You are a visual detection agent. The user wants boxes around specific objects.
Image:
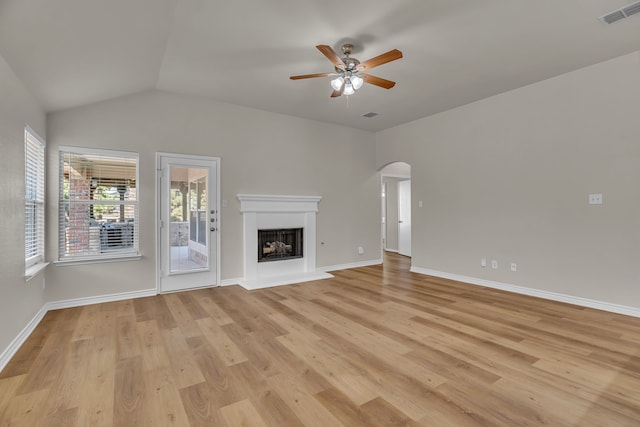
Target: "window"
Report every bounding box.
[58,147,139,262]
[189,176,207,246]
[25,127,46,277]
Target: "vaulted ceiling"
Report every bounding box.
[1,0,639,131]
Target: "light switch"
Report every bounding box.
[418,201,423,208]
[588,194,603,205]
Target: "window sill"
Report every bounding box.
[54,254,143,267]
[25,262,49,282]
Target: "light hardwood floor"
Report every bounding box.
[1,253,639,426]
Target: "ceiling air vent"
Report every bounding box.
[362,112,379,118]
[599,1,640,24]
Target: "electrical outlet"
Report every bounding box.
[358,246,364,255]
[491,260,498,269]
[588,193,603,205]
[510,263,517,272]
[481,258,487,268]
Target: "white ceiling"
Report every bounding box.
[1,0,639,131]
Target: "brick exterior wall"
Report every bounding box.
[65,175,100,256]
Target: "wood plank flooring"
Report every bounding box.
[1,252,639,426]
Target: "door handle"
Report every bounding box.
[398,220,403,223]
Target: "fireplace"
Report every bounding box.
[237,194,333,289]
[258,228,303,262]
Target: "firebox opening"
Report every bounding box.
[258,228,303,263]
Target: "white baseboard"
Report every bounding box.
[220,277,243,287]
[321,258,382,272]
[0,305,48,373]
[384,249,399,253]
[45,288,157,311]
[411,267,640,318]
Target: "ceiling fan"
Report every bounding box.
[290,43,403,98]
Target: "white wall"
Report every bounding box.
[377,51,640,309]
[0,54,47,355]
[46,90,380,301]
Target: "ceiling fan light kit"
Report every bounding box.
[350,75,364,90]
[290,43,403,98]
[330,76,344,91]
[343,81,355,96]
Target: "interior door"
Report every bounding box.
[398,179,412,257]
[158,154,219,293]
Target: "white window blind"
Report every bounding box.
[25,127,46,270]
[58,147,139,261]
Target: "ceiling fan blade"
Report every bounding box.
[316,45,346,70]
[358,49,403,71]
[330,80,346,98]
[290,73,331,80]
[362,74,396,89]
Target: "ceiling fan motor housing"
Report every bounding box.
[336,43,360,72]
[337,57,360,73]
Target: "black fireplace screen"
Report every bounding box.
[258,228,303,262]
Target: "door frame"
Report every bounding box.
[397,178,412,257]
[380,173,410,253]
[155,152,221,293]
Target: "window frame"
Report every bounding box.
[24,126,47,279]
[57,146,141,265]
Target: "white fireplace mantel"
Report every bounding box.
[238,194,322,213]
[237,194,333,290]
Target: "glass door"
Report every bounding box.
[158,154,219,292]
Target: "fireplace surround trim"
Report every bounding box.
[237,194,333,290]
[238,194,322,213]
